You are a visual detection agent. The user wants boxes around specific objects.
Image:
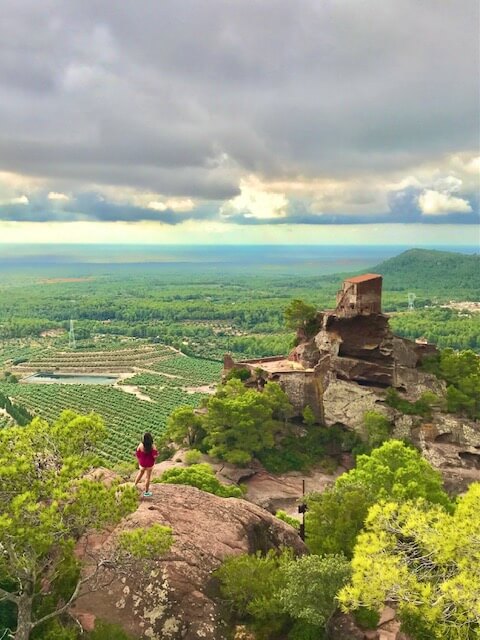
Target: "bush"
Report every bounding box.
[288,620,325,640]
[87,620,138,639]
[184,449,202,465]
[202,379,292,464]
[154,463,244,498]
[302,406,317,427]
[318,457,338,474]
[276,510,301,530]
[363,411,391,450]
[117,524,173,560]
[216,550,349,639]
[216,549,293,638]
[353,607,380,629]
[385,388,438,418]
[31,620,77,640]
[258,425,345,474]
[278,554,351,630]
[306,440,451,558]
[226,367,251,381]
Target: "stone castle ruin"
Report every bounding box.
[335,273,382,317]
[223,274,438,422]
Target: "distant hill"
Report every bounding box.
[373,249,480,298]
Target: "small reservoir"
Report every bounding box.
[23,373,118,385]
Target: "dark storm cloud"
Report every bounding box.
[0,0,478,211]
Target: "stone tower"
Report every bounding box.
[335,273,382,317]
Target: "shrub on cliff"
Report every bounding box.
[216,550,350,639]
[154,463,244,498]
[339,484,480,638]
[306,440,451,558]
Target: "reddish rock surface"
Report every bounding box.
[72,484,306,640]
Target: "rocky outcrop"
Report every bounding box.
[273,371,324,421]
[243,465,346,515]
[72,484,305,640]
[225,298,439,422]
[133,451,345,517]
[413,417,480,493]
[322,379,394,432]
[330,608,410,640]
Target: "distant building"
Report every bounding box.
[335,273,382,317]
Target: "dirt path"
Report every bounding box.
[113,374,154,402]
[183,384,217,395]
[116,384,154,402]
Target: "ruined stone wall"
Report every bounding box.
[336,278,382,317]
[355,279,382,314]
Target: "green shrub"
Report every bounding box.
[385,388,438,418]
[288,620,325,640]
[216,549,294,638]
[302,406,317,427]
[363,411,391,450]
[353,607,380,629]
[87,620,139,639]
[226,367,251,381]
[184,448,203,465]
[276,510,301,530]
[31,620,78,640]
[154,463,243,498]
[117,524,173,560]
[258,425,345,474]
[318,457,338,474]
[278,554,351,630]
[306,440,451,558]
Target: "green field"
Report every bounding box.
[0,342,222,463]
[0,247,478,466]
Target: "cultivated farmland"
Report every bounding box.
[0,340,223,463]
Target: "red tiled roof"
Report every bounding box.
[344,273,382,284]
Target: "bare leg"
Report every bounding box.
[145,468,153,493]
[134,468,145,486]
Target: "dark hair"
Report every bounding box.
[143,432,154,453]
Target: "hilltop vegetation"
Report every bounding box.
[375,248,480,299]
[1,247,479,639]
[0,248,478,361]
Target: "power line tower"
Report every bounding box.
[69,318,76,349]
[407,292,416,312]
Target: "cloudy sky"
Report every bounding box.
[0,0,478,245]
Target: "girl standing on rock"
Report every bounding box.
[134,432,158,497]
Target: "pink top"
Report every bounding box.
[136,445,158,468]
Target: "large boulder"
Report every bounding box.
[72,484,306,640]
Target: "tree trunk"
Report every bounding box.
[15,595,32,640]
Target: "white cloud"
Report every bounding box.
[418,189,472,215]
[148,198,194,212]
[220,177,288,219]
[433,175,462,194]
[10,195,29,205]
[48,191,69,201]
